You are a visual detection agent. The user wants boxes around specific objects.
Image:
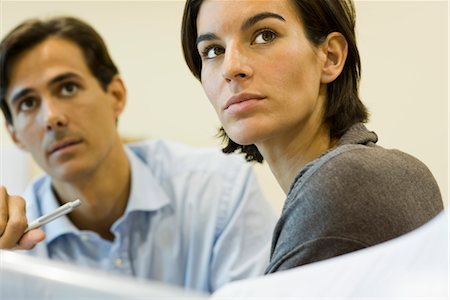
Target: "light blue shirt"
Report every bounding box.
[23,139,277,293]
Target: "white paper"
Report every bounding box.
[0,250,207,300]
[212,211,449,299]
[1,211,447,299]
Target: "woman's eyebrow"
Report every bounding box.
[197,33,219,45]
[196,12,285,46]
[241,12,286,31]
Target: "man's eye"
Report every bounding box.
[253,30,277,44]
[202,46,225,59]
[18,98,37,112]
[60,83,79,97]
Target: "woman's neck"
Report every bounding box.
[258,123,336,195]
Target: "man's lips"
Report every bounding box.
[47,139,82,155]
[224,93,265,110]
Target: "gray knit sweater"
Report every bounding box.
[266,123,443,273]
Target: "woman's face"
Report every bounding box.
[196,0,328,147]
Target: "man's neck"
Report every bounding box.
[51,141,131,241]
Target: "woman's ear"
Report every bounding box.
[320,32,348,84]
[107,75,127,118]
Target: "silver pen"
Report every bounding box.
[25,199,82,232]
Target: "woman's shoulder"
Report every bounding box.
[319,144,437,184]
[288,142,443,224]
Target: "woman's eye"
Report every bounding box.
[60,82,79,97]
[253,30,277,44]
[18,97,37,112]
[203,46,225,59]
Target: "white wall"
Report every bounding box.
[0,0,448,211]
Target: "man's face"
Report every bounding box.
[5,37,126,182]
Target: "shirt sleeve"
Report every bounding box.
[208,161,277,292]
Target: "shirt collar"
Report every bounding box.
[337,123,378,146]
[39,178,79,244]
[41,146,171,243]
[288,123,379,195]
[121,146,171,214]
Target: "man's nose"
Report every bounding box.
[43,98,68,131]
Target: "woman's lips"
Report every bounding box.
[224,92,265,110]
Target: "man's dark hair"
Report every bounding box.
[0,16,119,125]
[181,0,369,163]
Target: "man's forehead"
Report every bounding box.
[12,38,88,76]
[6,38,90,99]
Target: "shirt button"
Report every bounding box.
[81,235,90,241]
[115,258,123,268]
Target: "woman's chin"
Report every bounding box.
[227,131,258,146]
[224,122,267,146]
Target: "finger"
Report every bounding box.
[0,195,27,249]
[16,229,46,250]
[0,186,9,237]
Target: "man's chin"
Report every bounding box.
[48,165,91,183]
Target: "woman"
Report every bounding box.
[181,0,443,273]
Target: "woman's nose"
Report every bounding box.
[221,46,253,83]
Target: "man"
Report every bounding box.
[0,16,276,293]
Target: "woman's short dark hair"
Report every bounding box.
[181,0,369,163]
[0,16,119,125]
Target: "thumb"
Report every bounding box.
[16,229,46,250]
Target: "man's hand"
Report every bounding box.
[0,186,45,250]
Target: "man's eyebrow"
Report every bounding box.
[196,12,285,46]
[48,72,81,86]
[241,12,286,31]
[10,88,33,106]
[9,72,81,105]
